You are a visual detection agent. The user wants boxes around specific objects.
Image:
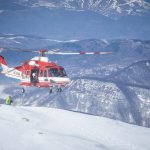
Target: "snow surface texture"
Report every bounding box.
[0,105,150,150]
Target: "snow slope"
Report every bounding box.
[0,105,150,150]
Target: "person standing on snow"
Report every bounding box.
[5,96,13,105]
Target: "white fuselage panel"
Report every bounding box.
[31,57,49,62]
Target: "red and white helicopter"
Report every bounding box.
[0,48,112,93]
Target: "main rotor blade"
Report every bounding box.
[0,47,37,53]
[0,47,60,54]
[0,47,112,55]
[47,51,112,55]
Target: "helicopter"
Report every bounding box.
[0,48,112,93]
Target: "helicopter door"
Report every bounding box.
[31,69,39,85]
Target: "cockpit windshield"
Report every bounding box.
[48,68,67,77]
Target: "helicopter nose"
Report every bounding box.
[62,77,71,83]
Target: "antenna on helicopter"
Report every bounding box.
[38,49,47,57]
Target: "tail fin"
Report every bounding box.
[0,55,7,65]
[0,55,8,72]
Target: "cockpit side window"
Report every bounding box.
[40,70,43,77]
[59,68,67,77]
[49,68,59,77]
[44,70,47,77]
[48,68,67,77]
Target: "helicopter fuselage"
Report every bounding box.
[0,56,70,88]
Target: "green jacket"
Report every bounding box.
[5,97,12,105]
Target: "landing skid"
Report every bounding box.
[21,88,25,93]
[49,86,62,94]
[57,87,62,93]
[20,86,64,94]
[49,88,52,94]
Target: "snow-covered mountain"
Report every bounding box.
[0,0,150,39]
[15,0,150,17]
[0,35,150,127]
[0,105,150,150]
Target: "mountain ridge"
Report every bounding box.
[15,0,150,18]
